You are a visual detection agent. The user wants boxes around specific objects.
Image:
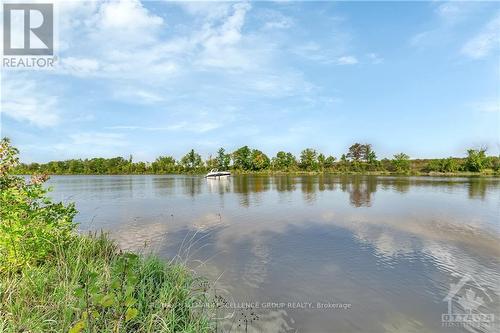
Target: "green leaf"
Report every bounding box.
[73,287,84,298]
[125,296,137,307]
[125,307,139,322]
[99,294,115,307]
[68,320,86,333]
[127,274,138,285]
[125,285,135,297]
[91,310,100,319]
[110,278,121,290]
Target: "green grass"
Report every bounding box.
[0,233,215,333]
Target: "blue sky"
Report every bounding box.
[1,0,499,162]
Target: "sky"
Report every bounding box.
[1,0,499,163]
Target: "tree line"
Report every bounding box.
[15,143,500,175]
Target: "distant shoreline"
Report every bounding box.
[17,170,500,177]
[14,146,499,176]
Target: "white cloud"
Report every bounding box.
[4,0,329,133]
[411,2,488,50]
[1,77,60,127]
[54,0,171,79]
[461,13,500,59]
[107,121,221,134]
[194,2,255,70]
[60,57,100,76]
[90,0,164,47]
[260,10,293,30]
[293,40,359,66]
[245,72,314,97]
[112,88,164,104]
[336,55,358,65]
[178,1,232,21]
[435,2,469,24]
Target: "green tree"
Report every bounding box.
[68,159,84,174]
[442,158,458,172]
[489,156,500,172]
[272,151,297,171]
[392,153,410,173]
[324,156,336,169]
[152,156,176,173]
[365,148,377,164]
[216,148,231,170]
[347,143,364,162]
[180,149,203,171]
[361,144,374,163]
[300,148,318,171]
[464,148,489,172]
[232,146,252,170]
[205,155,218,170]
[250,149,270,171]
[317,153,326,171]
[133,161,147,174]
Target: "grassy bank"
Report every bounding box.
[13,169,500,177]
[0,233,214,333]
[228,170,499,177]
[0,138,214,333]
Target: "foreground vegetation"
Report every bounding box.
[0,138,214,333]
[16,143,500,175]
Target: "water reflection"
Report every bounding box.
[468,178,489,200]
[46,175,500,333]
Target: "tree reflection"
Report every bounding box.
[391,177,411,194]
[181,177,203,197]
[468,178,487,200]
[273,175,296,192]
[339,176,378,207]
[195,175,497,207]
[300,176,317,204]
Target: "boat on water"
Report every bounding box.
[205,169,231,178]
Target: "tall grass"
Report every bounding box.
[0,138,215,333]
[0,233,215,333]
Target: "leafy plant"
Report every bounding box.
[392,153,411,173]
[0,139,215,332]
[464,148,489,172]
[0,138,77,271]
[70,253,141,332]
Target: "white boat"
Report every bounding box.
[205,169,231,178]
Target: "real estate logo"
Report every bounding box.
[442,275,495,330]
[2,2,56,68]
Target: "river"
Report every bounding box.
[47,175,500,333]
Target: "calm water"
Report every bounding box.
[47,175,500,333]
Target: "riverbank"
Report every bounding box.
[0,233,214,333]
[0,139,214,333]
[15,170,500,177]
[14,146,500,176]
[227,170,500,177]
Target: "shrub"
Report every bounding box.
[464,148,489,172]
[392,153,410,173]
[0,138,77,271]
[424,158,459,173]
[0,138,215,332]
